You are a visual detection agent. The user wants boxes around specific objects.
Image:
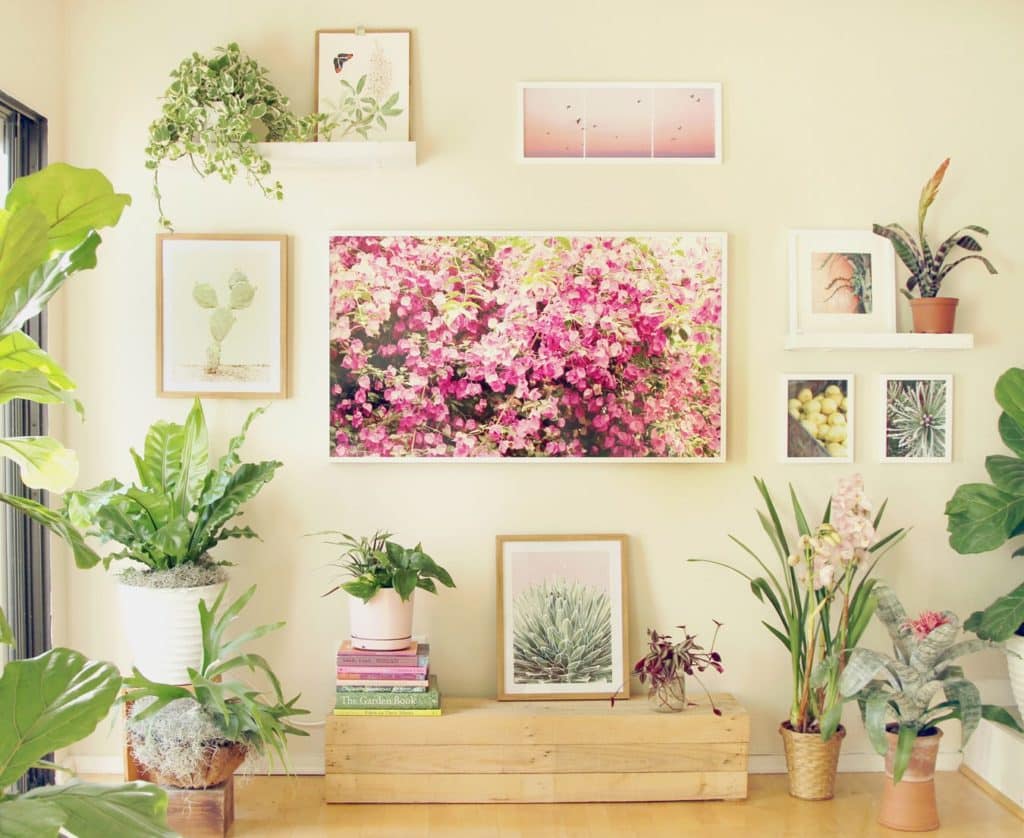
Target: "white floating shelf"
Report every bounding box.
[256,141,416,170]
[785,332,974,351]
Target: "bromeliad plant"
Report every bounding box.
[123,585,308,787]
[839,583,1023,782]
[691,475,907,739]
[64,399,281,575]
[945,367,1024,640]
[147,42,330,229]
[634,623,725,713]
[319,530,455,602]
[873,158,997,299]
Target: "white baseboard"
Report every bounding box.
[962,710,1024,810]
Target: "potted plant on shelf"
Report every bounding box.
[691,475,906,800]
[945,366,1024,718]
[873,157,997,334]
[318,530,455,650]
[633,623,725,713]
[64,398,281,682]
[123,585,308,788]
[0,163,172,834]
[839,583,1022,832]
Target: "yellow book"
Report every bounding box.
[332,708,442,717]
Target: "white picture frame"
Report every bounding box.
[781,374,855,463]
[517,82,722,164]
[788,230,896,336]
[881,374,953,463]
[326,231,728,462]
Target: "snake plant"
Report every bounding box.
[873,158,997,299]
[839,583,1022,783]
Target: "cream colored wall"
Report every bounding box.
[53,0,1024,768]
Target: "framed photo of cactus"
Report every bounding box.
[496,534,629,701]
[881,374,952,463]
[156,234,287,398]
[315,30,409,141]
[328,232,726,459]
[788,230,896,336]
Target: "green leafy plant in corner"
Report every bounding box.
[839,583,1023,783]
[885,379,948,459]
[0,611,173,836]
[123,585,308,787]
[192,269,256,374]
[320,75,403,141]
[63,398,281,572]
[513,578,613,684]
[945,367,1024,640]
[318,530,455,602]
[873,158,997,299]
[146,42,332,229]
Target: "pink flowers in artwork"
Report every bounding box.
[329,234,724,458]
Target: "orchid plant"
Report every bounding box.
[692,476,907,739]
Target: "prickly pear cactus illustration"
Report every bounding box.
[192,269,257,374]
[512,578,613,684]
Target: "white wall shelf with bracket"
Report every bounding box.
[784,333,974,351]
[256,141,417,170]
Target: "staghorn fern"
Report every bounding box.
[512,579,613,684]
[873,158,997,299]
[886,379,947,459]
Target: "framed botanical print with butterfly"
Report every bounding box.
[315,30,410,141]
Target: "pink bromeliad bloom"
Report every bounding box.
[903,611,953,640]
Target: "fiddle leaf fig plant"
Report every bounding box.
[146,42,331,229]
[945,367,1024,640]
[318,530,455,601]
[873,158,997,299]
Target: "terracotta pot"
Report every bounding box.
[349,588,414,650]
[909,297,958,334]
[152,742,248,789]
[779,722,846,800]
[648,677,687,712]
[879,726,943,831]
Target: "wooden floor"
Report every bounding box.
[219,772,1021,837]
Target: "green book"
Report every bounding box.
[334,675,440,710]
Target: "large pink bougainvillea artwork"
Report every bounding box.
[328,233,726,459]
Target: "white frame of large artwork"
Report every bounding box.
[325,230,728,463]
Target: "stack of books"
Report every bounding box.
[335,641,442,716]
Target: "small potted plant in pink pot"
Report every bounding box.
[633,622,725,713]
[840,583,1023,831]
[873,158,998,334]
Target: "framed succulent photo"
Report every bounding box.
[881,374,952,463]
[156,234,287,398]
[496,535,629,701]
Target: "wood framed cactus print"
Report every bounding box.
[496,534,629,701]
[156,234,287,398]
[328,232,726,459]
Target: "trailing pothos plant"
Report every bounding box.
[873,158,997,299]
[146,42,329,229]
[318,530,455,601]
[123,585,308,785]
[945,367,1024,640]
[0,163,130,570]
[0,607,173,836]
[839,583,1023,783]
[64,399,281,573]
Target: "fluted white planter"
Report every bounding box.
[118,583,221,683]
[1006,634,1024,721]
[349,589,414,651]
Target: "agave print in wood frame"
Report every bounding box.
[327,232,726,460]
[496,535,629,701]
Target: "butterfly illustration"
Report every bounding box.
[333,53,354,73]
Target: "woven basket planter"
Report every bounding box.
[779,722,846,800]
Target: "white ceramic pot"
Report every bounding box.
[1006,634,1024,721]
[118,583,221,683]
[349,589,414,650]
